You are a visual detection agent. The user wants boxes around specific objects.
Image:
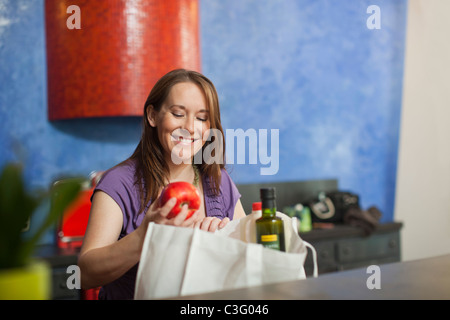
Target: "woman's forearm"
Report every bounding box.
[78,228,144,289]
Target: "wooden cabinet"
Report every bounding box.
[35,246,80,300]
[301,222,402,276]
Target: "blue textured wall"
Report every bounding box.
[0,0,407,240]
[0,0,142,185]
[201,0,407,222]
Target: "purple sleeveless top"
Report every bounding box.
[92,160,241,300]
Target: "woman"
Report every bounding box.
[78,69,246,300]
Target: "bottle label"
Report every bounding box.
[260,234,280,250]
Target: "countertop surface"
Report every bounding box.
[171,253,450,300]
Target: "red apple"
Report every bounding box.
[159,181,201,220]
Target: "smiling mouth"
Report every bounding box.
[172,135,199,145]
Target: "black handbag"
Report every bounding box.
[308,191,360,223]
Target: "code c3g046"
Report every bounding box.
[224,304,269,315]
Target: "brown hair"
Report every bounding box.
[129,69,225,213]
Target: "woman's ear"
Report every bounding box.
[147,105,157,127]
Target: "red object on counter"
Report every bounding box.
[45,0,201,120]
[56,172,103,249]
[56,188,93,249]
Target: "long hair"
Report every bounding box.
[129,69,225,213]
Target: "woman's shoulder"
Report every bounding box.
[97,159,137,188]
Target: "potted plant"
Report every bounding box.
[0,163,82,300]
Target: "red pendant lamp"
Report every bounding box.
[45,0,201,120]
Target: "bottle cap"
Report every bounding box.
[260,187,276,200]
[252,202,262,211]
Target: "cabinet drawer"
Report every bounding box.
[305,240,338,275]
[336,232,400,263]
[51,267,80,300]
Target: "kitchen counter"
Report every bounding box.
[172,253,450,300]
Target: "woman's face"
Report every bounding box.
[148,82,211,165]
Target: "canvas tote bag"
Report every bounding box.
[134,212,317,300]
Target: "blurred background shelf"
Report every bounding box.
[302,222,402,276]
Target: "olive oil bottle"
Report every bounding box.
[255,188,286,252]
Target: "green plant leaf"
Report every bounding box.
[19,178,83,265]
[0,163,83,269]
[0,164,42,269]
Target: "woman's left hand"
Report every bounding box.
[193,217,230,233]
